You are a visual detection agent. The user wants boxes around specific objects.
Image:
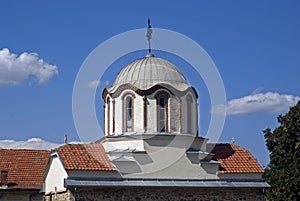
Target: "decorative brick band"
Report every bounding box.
[102,83,198,100]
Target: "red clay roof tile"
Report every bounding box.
[211,143,264,174]
[56,144,115,171]
[0,142,263,187]
[0,149,50,189]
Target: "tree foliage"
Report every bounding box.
[263,101,300,201]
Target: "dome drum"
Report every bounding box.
[103,55,199,137]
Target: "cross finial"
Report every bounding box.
[146,18,152,54]
[148,18,151,29]
[64,134,68,144]
[231,137,235,144]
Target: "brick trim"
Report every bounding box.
[102,84,198,100]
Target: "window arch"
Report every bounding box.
[155,92,169,132]
[123,94,134,132]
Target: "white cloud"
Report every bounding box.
[104,80,110,85]
[212,92,300,116]
[0,138,84,150]
[0,138,60,150]
[252,87,264,95]
[88,80,110,88]
[88,80,101,88]
[0,48,58,86]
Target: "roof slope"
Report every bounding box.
[56,144,115,171]
[0,149,50,189]
[211,143,264,174]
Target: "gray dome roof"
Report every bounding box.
[109,54,189,92]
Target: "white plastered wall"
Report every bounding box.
[180,92,198,136]
[45,154,68,194]
[103,135,219,180]
[132,94,144,132]
[169,97,179,132]
[146,94,157,133]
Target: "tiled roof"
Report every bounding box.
[211,143,264,174]
[0,149,50,189]
[56,144,115,171]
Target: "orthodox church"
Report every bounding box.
[42,23,269,201]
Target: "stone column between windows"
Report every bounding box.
[178,99,182,133]
[143,96,147,132]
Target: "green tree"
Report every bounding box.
[263,101,300,201]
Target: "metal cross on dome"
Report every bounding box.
[146,18,152,54]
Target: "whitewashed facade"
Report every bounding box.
[44,152,68,194]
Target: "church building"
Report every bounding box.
[42,23,269,201]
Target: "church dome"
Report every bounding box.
[110,54,189,91]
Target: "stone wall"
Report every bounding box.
[44,187,265,201]
[44,190,73,201]
[0,191,43,201]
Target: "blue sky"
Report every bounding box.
[1,1,300,166]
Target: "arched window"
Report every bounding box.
[126,96,133,131]
[186,95,193,134]
[156,92,169,132]
[124,95,134,132]
[159,97,166,132]
[106,97,110,135]
[112,99,115,133]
